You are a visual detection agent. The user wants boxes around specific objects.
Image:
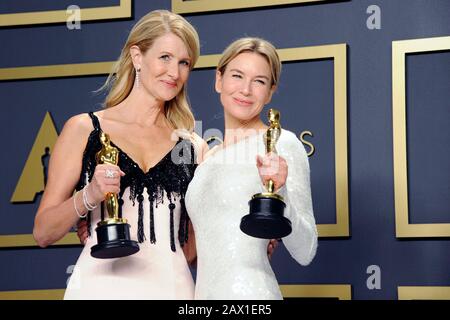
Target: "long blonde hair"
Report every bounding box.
[217,37,281,87]
[100,10,200,131]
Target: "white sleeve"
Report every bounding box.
[277,131,318,266]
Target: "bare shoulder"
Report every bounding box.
[60,113,94,141]
[63,113,93,132]
[50,113,96,157]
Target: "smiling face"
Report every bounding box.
[131,32,192,103]
[215,51,276,124]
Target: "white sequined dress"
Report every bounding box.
[185,129,318,300]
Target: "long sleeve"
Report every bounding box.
[277,130,318,266]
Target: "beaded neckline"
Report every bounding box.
[109,139,180,176]
[75,112,196,252]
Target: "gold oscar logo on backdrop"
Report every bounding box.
[300,130,315,157]
[10,112,58,202]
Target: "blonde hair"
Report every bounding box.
[100,10,200,131]
[217,37,281,86]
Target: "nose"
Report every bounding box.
[167,61,179,80]
[240,80,252,96]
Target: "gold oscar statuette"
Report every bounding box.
[240,109,292,239]
[90,132,139,259]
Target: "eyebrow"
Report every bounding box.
[229,68,270,80]
[160,51,191,61]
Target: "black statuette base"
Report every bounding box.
[240,196,291,239]
[91,223,139,259]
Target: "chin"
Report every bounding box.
[156,86,179,100]
[159,92,178,102]
[165,95,178,101]
[229,108,258,121]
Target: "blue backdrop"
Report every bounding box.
[0,0,449,300]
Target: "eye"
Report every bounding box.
[160,55,170,61]
[231,74,242,79]
[255,79,266,85]
[180,60,190,67]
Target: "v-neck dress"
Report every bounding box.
[64,112,197,300]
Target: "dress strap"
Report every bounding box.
[88,112,101,131]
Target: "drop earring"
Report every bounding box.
[135,67,141,88]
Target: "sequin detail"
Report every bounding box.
[74,112,196,252]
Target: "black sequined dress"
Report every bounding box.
[65,112,197,300]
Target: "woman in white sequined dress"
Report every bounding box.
[185,38,318,300]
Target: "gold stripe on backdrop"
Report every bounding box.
[0,284,352,300]
[398,286,450,300]
[0,0,132,27]
[0,233,80,247]
[281,284,352,300]
[172,0,331,14]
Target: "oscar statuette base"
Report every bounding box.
[91,222,140,259]
[240,194,291,239]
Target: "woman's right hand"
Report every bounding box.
[76,164,125,245]
[87,164,125,205]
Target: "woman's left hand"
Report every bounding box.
[256,153,288,191]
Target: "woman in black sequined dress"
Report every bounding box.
[33,10,203,300]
